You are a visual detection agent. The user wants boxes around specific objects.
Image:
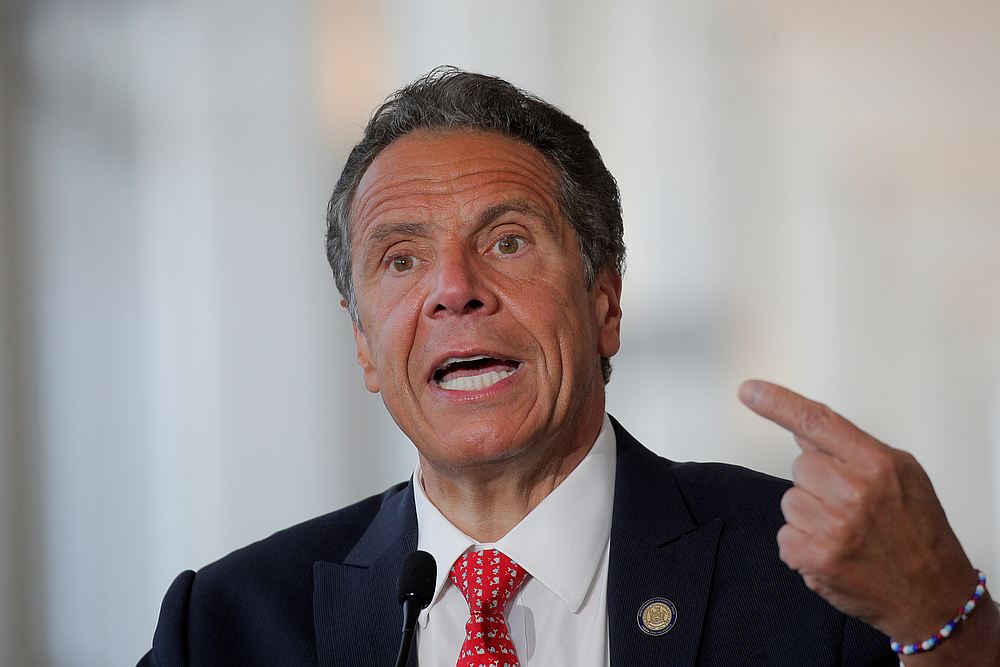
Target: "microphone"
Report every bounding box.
[394,550,437,667]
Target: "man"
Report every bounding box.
[141,68,999,665]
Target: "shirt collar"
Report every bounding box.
[413,414,616,625]
[412,467,478,627]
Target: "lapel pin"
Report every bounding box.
[637,597,677,636]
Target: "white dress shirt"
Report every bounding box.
[413,414,616,667]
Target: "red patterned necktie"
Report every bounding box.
[449,548,530,667]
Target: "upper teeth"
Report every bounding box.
[440,355,489,368]
[438,367,517,391]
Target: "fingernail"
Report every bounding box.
[739,380,762,406]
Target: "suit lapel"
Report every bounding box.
[608,417,723,667]
[313,482,418,667]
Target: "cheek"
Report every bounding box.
[552,288,604,370]
[511,284,595,366]
[366,295,424,375]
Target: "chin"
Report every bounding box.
[422,421,534,469]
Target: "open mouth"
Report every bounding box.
[432,355,521,391]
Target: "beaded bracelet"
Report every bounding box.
[889,569,987,656]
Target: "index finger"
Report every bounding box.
[738,379,874,461]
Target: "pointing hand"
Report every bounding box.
[739,380,999,665]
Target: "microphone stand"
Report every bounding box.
[394,549,435,667]
[394,594,422,667]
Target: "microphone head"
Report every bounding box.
[397,550,437,608]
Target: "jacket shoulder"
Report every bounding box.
[668,459,791,525]
[201,481,408,579]
[146,482,410,665]
[611,415,790,527]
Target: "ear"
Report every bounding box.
[351,319,381,394]
[593,268,623,358]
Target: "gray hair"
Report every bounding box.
[326,66,625,383]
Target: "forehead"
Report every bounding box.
[349,130,561,238]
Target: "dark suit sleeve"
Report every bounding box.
[841,613,898,666]
[137,570,196,667]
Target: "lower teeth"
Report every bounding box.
[438,368,515,391]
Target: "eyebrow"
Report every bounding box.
[362,221,432,251]
[476,198,558,237]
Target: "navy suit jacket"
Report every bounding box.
[141,417,897,665]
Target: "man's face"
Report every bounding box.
[348,130,622,473]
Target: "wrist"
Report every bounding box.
[889,569,988,656]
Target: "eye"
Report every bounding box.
[494,236,523,255]
[390,255,416,272]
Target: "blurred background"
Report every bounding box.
[1,0,998,663]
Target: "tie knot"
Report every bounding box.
[449,549,529,614]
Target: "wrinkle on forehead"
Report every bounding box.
[348,130,562,243]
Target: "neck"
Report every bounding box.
[418,409,605,542]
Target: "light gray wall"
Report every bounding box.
[1,2,34,661]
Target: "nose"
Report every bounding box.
[423,247,499,318]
